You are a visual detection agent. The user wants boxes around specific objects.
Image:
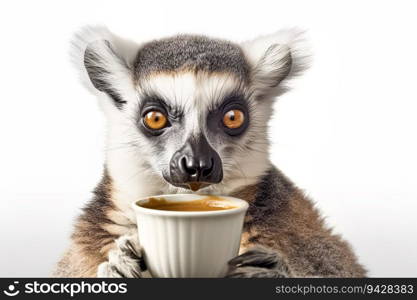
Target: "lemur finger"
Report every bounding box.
[228,246,280,268]
[97,234,146,278]
[226,266,290,278]
[115,234,147,271]
[107,248,142,278]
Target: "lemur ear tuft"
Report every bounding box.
[241,29,311,98]
[71,26,140,109]
[252,44,292,89]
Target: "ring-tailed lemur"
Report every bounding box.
[54,26,366,277]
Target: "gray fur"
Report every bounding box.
[134,35,250,80]
[246,167,294,226]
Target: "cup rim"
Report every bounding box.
[131,193,249,217]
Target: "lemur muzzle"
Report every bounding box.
[168,135,223,191]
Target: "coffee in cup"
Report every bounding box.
[132,194,248,278]
[140,195,237,211]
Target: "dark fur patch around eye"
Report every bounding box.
[137,94,187,139]
[84,42,127,109]
[206,92,250,137]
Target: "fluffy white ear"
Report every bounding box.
[241,29,311,99]
[71,26,140,109]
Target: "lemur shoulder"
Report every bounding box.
[54,27,366,278]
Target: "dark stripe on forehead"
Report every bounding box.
[134,35,250,81]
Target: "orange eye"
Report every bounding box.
[143,111,168,130]
[223,109,245,129]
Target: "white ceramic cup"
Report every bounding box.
[132,194,249,278]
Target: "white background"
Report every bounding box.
[0,0,416,277]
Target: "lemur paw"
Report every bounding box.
[97,234,146,278]
[226,245,293,278]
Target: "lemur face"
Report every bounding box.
[75,28,308,194]
[136,71,250,191]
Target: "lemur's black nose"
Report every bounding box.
[180,155,214,178]
[168,135,223,191]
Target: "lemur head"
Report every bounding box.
[72,27,309,198]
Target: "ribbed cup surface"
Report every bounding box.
[133,195,248,278]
